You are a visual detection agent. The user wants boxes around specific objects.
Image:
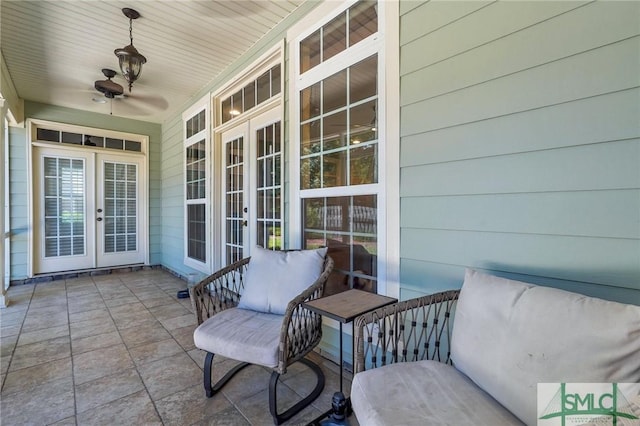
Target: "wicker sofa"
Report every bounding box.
[351,269,640,425]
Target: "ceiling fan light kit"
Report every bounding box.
[114,7,146,92]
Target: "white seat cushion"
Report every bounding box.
[193,308,283,368]
[351,360,523,426]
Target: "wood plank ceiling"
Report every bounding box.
[1,0,304,123]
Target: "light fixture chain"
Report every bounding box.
[129,18,133,44]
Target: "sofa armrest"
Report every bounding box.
[354,289,460,374]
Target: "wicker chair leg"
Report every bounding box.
[269,358,325,425]
[203,352,251,398]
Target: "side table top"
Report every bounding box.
[303,289,397,323]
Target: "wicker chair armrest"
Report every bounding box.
[353,289,460,374]
[189,257,251,325]
[277,256,334,374]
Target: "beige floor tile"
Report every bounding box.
[235,384,323,426]
[73,343,134,385]
[70,317,118,339]
[170,324,197,351]
[0,376,75,425]
[137,352,202,400]
[0,309,28,327]
[119,322,171,348]
[72,330,123,355]
[129,337,185,366]
[69,307,111,324]
[148,302,192,320]
[159,313,196,331]
[192,405,251,426]
[155,383,233,426]
[49,415,77,425]
[141,294,176,309]
[68,297,107,314]
[76,389,162,426]
[2,356,72,395]
[0,334,18,357]
[220,364,272,401]
[9,335,71,371]
[17,324,69,346]
[75,367,145,413]
[21,310,69,333]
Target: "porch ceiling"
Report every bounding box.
[1,0,304,124]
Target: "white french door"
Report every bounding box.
[220,108,282,265]
[33,146,146,274]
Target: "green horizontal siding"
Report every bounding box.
[398,1,640,304]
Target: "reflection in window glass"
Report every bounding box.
[349,1,378,47]
[300,54,378,189]
[299,0,377,74]
[323,13,346,62]
[323,70,347,113]
[300,29,321,73]
[303,195,377,295]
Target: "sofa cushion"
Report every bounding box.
[351,360,523,426]
[238,246,328,315]
[193,307,282,368]
[451,269,640,426]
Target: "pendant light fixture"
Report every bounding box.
[114,7,146,92]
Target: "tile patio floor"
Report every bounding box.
[0,269,359,425]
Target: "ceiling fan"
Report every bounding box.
[94,68,124,99]
[92,68,168,116]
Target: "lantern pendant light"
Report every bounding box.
[114,8,146,92]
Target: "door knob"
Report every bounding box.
[97,217,103,222]
[97,208,103,213]
[243,220,247,227]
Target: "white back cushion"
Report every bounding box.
[238,246,328,315]
[451,269,640,426]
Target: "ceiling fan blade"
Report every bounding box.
[123,93,169,111]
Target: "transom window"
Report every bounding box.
[220,64,281,124]
[299,1,377,73]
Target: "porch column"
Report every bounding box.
[0,97,9,308]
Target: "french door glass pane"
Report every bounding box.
[256,122,282,250]
[43,157,85,257]
[187,204,206,262]
[104,162,137,253]
[226,136,244,264]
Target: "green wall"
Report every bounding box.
[7,101,162,279]
[398,1,640,304]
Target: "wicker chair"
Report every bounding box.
[353,290,460,374]
[189,254,334,425]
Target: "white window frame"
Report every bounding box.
[182,95,212,273]
[287,0,399,298]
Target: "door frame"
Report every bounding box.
[217,107,283,265]
[27,119,149,277]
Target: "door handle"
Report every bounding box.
[97,217,103,222]
[97,208,103,213]
[243,220,247,227]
